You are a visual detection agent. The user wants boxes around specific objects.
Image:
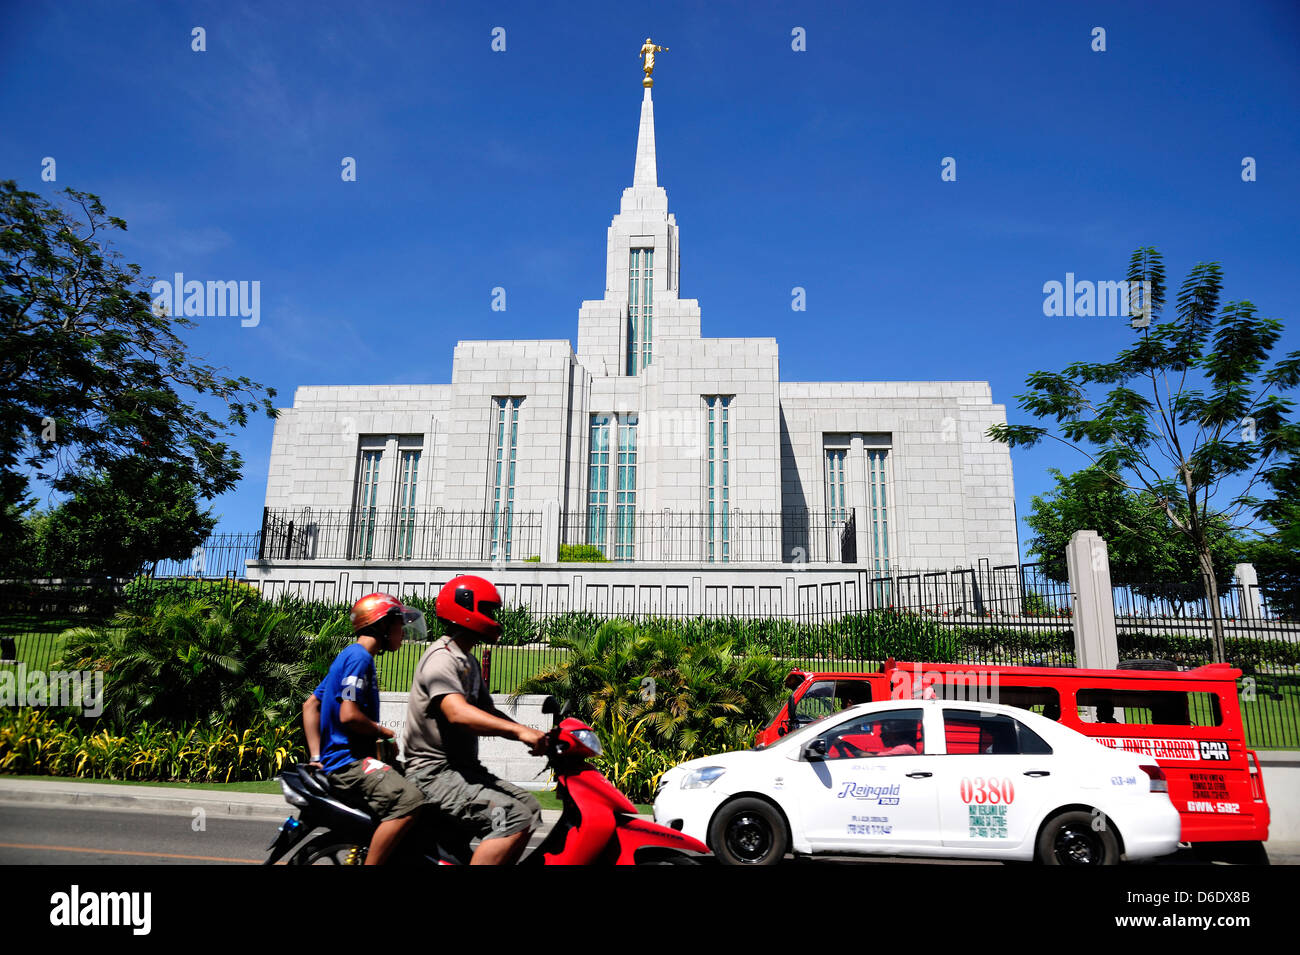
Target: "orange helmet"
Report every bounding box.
[435,576,503,641]
[350,593,427,648]
[350,593,405,633]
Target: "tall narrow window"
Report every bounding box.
[585,413,637,558]
[867,449,891,575]
[704,396,732,562]
[354,449,382,559]
[490,397,522,561]
[627,248,654,375]
[586,414,610,555]
[614,415,638,559]
[825,448,848,560]
[396,449,420,558]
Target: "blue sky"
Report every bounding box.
[3,1,1297,558]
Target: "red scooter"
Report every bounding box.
[266,699,709,865]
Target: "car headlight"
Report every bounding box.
[681,766,727,790]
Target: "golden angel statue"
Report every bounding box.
[639,37,668,87]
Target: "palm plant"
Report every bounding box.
[58,590,350,729]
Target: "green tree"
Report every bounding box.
[21,458,216,579]
[1026,466,1242,611]
[990,248,1299,662]
[1239,534,1299,620]
[0,182,276,557]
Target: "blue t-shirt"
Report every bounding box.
[313,643,381,774]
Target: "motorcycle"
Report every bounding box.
[264,698,709,865]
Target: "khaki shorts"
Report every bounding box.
[329,758,425,822]
[408,763,542,840]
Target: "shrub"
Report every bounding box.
[122,575,263,611]
[57,590,350,728]
[514,622,787,800]
[558,544,608,562]
[0,708,302,783]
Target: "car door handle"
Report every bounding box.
[1023,770,1051,777]
[906,772,933,778]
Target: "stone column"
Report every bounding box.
[849,433,869,564]
[541,497,560,562]
[1065,530,1119,670]
[1234,563,1262,619]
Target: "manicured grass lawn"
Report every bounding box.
[377,644,571,694]
[1,631,73,673]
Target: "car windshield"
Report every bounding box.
[759,708,846,751]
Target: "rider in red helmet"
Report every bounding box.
[401,575,547,865]
[302,592,427,864]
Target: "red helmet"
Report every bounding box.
[435,576,503,641]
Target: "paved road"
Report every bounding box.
[0,803,1290,865]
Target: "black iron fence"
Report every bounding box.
[559,506,856,563]
[3,561,1295,749]
[259,507,545,563]
[258,506,858,564]
[152,533,262,578]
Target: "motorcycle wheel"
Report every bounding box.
[291,835,367,865]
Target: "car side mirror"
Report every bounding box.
[803,738,828,761]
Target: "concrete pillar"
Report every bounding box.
[1234,562,1262,619]
[849,433,869,564]
[541,498,560,562]
[1066,530,1119,670]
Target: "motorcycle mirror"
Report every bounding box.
[542,697,573,719]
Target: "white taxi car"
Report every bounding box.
[653,699,1182,865]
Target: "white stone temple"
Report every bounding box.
[252,84,1019,607]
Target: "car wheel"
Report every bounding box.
[709,798,789,866]
[1036,811,1120,866]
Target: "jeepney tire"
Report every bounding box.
[709,797,789,866]
[1036,810,1120,866]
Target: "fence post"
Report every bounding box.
[1233,563,1262,619]
[1065,530,1119,669]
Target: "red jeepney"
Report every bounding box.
[756,660,1270,855]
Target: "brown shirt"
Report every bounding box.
[402,636,494,774]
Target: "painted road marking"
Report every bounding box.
[0,842,260,863]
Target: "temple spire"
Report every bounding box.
[632,88,657,188]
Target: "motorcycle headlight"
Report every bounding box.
[571,728,603,756]
[681,766,727,790]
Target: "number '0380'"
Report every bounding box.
[960,777,1016,805]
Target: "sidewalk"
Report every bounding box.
[0,777,564,826]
